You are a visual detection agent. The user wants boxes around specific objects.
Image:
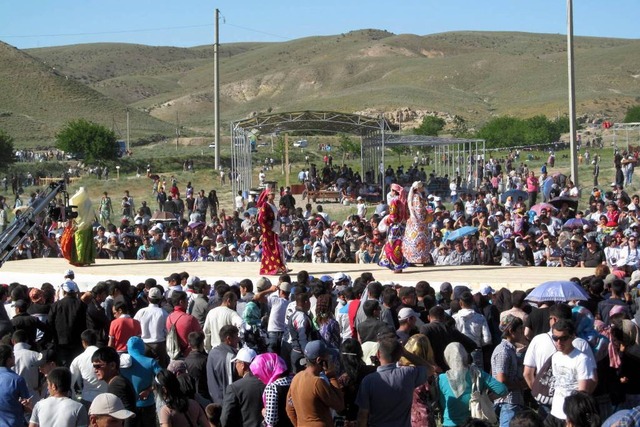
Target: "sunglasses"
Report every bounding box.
[551,334,572,342]
[92,363,107,370]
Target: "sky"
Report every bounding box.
[0,0,638,49]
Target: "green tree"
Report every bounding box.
[55,119,119,163]
[451,115,470,138]
[0,129,16,169]
[415,115,446,136]
[624,105,640,123]
[338,134,359,164]
[476,115,563,148]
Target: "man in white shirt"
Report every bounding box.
[69,330,108,410]
[133,287,169,367]
[452,291,491,369]
[523,304,596,419]
[546,319,596,425]
[203,291,243,350]
[265,281,292,355]
[12,330,44,403]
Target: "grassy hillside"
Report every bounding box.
[0,42,176,147]
[9,29,640,146]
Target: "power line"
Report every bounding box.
[0,20,292,41]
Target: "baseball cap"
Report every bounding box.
[604,273,617,287]
[334,272,349,283]
[164,273,181,283]
[570,235,584,243]
[64,269,74,278]
[439,282,453,293]
[89,393,136,419]
[14,300,27,310]
[304,340,329,360]
[479,285,495,296]
[62,280,79,293]
[278,282,292,293]
[499,314,519,333]
[256,277,272,292]
[231,347,257,364]
[185,276,200,289]
[320,275,333,283]
[148,287,162,300]
[397,307,420,321]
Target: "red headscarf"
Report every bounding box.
[391,183,408,221]
[256,188,271,209]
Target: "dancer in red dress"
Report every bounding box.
[257,188,288,275]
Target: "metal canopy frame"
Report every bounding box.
[363,135,486,191]
[610,122,640,151]
[229,111,397,196]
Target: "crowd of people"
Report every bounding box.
[1,263,640,426]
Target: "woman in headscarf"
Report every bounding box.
[257,187,288,275]
[400,334,438,427]
[379,183,409,273]
[250,353,293,427]
[611,313,640,409]
[437,342,507,427]
[402,181,432,266]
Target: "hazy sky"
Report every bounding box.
[1,0,637,49]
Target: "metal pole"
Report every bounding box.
[567,0,579,188]
[126,108,130,153]
[214,8,221,170]
[381,119,386,198]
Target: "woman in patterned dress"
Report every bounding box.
[379,183,409,273]
[403,181,432,266]
[257,187,288,275]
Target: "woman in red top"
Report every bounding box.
[257,188,288,275]
[605,201,620,227]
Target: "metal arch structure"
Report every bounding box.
[609,122,640,151]
[375,135,486,189]
[229,111,397,196]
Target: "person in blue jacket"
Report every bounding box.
[438,342,507,427]
[122,336,162,427]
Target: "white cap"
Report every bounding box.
[479,285,495,296]
[148,287,162,300]
[398,307,420,321]
[62,280,79,293]
[64,269,74,278]
[230,347,257,364]
[89,393,136,419]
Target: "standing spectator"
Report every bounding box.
[491,315,528,427]
[195,190,209,221]
[452,291,491,369]
[156,369,209,426]
[121,337,162,427]
[85,283,110,347]
[108,301,141,353]
[49,281,87,367]
[356,337,433,427]
[0,344,32,426]
[207,325,240,404]
[526,171,539,209]
[99,192,113,226]
[285,293,318,373]
[250,353,293,427]
[220,347,264,427]
[286,341,344,426]
[546,319,597,426]
[166,291,202,359]
[11,330,43,409]
[91,347,137,427]
[69,330,107,410]
[235,191,245,213]
[438,342,507,427]
[133,287,169,368]
[265,279,290,355]
[203,292,243,351]
[88,393,136,426]
[29,367,88,427]
[184,331,211,404]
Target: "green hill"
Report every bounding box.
[4,29,640,146]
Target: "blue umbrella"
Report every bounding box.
[500,189,528,203]
[525,280,589,303]
[444,226,478,242]
[563,218,593,230]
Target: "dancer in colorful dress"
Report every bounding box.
[403,181,433,266]
[379,183,409,273]
[257,188,288,275]
[68,187,96,266]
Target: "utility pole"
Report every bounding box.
[126,108,130,154]
[176,112,180,151]
[567,0,579,189]
[214,8,220,169]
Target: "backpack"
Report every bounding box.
[167,314,185,360]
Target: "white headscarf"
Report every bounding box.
[444,342,471,398]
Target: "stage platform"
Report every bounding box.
[0,258,593,293]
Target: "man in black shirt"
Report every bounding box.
[92,347,137,427]
[419,306,476,372]
[580,236,606,267]
[357,300,394,344]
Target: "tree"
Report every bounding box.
[624,105,640,123]
[415,116,446,136]
[476,115,564,148]
[56,119,119,163]
[0,129,16,169]
[338,134,359,164]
